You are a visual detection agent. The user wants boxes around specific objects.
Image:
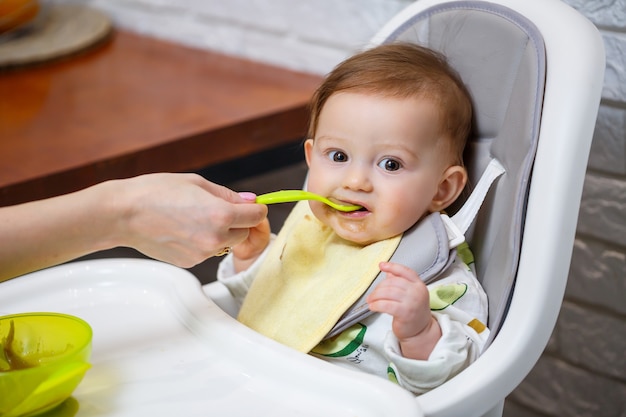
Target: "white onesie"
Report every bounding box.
[217,237,489,395]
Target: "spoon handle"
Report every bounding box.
[255,190,318,205]
[256,190,362,212]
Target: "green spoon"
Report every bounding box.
[256,190,362,212]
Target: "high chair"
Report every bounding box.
[0,0,604,416]
[210,0,605,415]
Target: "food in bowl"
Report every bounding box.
[0,312,92,417]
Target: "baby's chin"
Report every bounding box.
[310,205,400,244]
[332,227,397,246]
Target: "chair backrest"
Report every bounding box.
[370,0,604,416]
[373,0,545,341]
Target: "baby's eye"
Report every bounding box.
[378,158,402,172]
[328,150,348,163]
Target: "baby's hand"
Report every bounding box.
[232,217,271,273]
[366,262,441,360]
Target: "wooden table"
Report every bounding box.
[0,30,322,206]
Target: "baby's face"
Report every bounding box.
[304,91,453,245]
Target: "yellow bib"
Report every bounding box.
[237,201,401,352]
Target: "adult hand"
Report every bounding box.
[0,173,268,281]
[112,173,268,268]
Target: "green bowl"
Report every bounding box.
[0,313,92,417]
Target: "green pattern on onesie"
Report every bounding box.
[311,324,367,357]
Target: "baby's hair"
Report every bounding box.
[308,42,473,165]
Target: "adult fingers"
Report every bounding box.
[228,202,268,229]
[191,175,267,227]
[222,227,252,248]
[194,176,253,204]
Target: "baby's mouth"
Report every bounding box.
[331,198,369,213]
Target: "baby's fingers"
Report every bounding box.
[366,280,405,313]
[368,262,429,315]
[367,293,399,315]
[379,261,422,282]
[233,218,270,259]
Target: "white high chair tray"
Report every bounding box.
[0,258,421,417]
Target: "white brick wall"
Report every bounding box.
[56,0,411,74]
[57,0,625,415]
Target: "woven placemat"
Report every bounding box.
[0,3,112,69]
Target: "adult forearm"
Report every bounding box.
[0,182,119,282]
[0,173,268,282]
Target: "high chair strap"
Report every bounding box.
[452,158,506,236]
[324,157,505,339]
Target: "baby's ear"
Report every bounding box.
[303,139,315,168]
[429,165,468,212]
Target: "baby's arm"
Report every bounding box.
[232,217,271,273]
[366,262,441,360]
[217,221,274,307]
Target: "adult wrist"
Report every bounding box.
[86,179,127,252]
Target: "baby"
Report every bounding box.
[218,43,489,395]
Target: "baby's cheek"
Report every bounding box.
[382,206,423,236]
[308,201,330,224]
